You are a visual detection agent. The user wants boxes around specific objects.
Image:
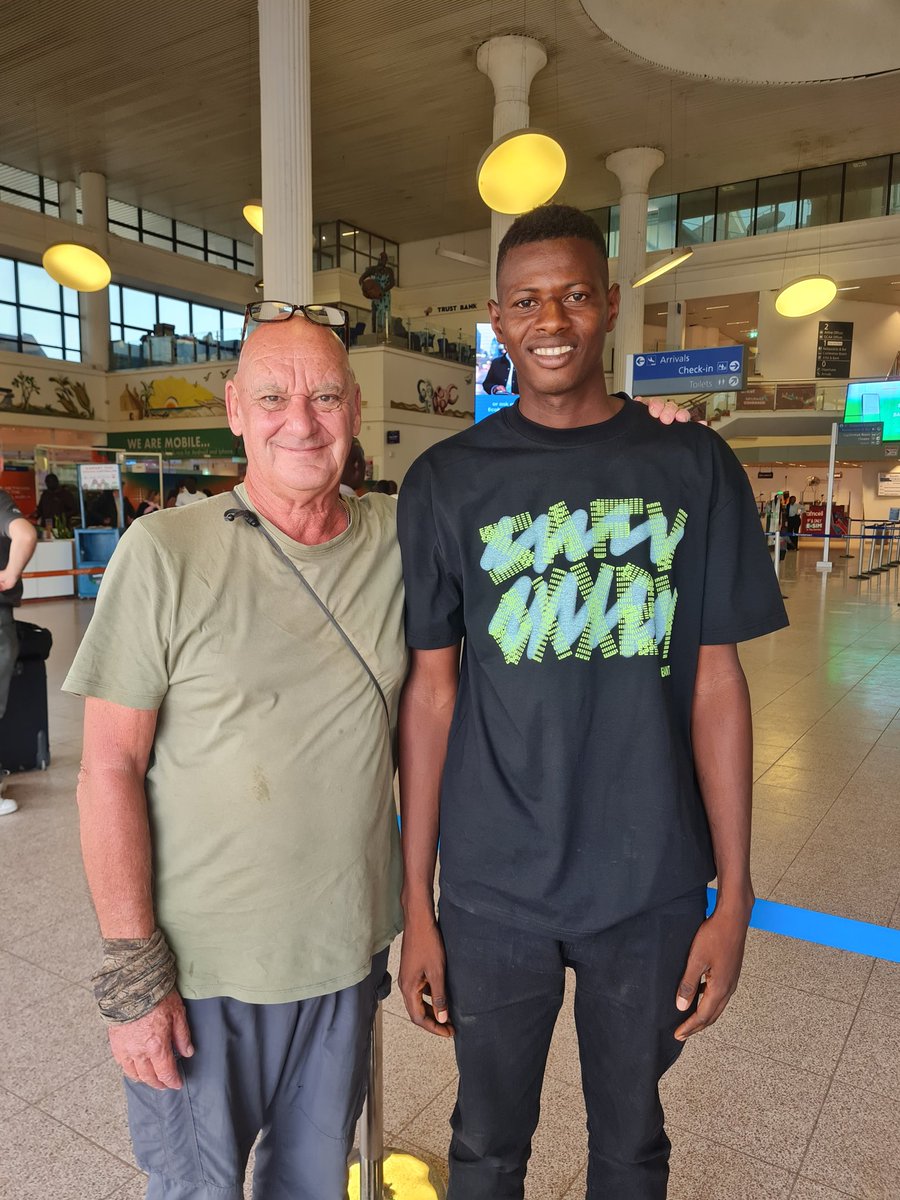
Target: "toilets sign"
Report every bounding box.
[627,346,747,397]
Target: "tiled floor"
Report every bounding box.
[1,545,899,1199]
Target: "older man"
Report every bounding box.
[64,306,405,1200]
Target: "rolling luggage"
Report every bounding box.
[0,620,52,771]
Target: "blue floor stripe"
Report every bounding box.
[707,888,900,963]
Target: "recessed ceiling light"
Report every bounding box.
[706,304,729,311]
[837,285,860,291]
[656,311,666,316]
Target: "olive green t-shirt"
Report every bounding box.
[64,488,405,1003]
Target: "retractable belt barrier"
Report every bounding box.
[767,523,900,584]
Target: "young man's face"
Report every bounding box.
[488,237,620,403]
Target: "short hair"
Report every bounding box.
[496,204,609,281]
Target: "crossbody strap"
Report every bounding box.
[227,491,391,727]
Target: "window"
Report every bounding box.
[755,172,798,235]
[314,221,399,280]
[715,179,756,240]
[646,194,676,251]
[607,205,620,259]
[107,283,242,346]
[798,164,843,228]
[891,154,900,216]
[843,157,890,222]
[0,163,59,216]
[0,256,81,359]
[677,188,715,246]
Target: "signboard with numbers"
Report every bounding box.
[816,321,853,379]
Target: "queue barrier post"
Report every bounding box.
[850,524,876,581]
[358,1004,385,1200]
[873,524,890,575]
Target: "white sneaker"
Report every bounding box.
[0,796,18,816]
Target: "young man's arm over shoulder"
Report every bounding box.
[397,644,460,1038]
[674,642,754,1040]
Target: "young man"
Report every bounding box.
[396,205,788,1199]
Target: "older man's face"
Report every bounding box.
[226,318,360,501]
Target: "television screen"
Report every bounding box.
[843,379,900,441]
[475,321,519,422]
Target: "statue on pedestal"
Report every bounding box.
[359,252,396,340]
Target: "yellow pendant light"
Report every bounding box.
[477,130,566,215]
[243,201,264,235]
[42,243,110,292]
[631,247,693,288]
[775,274,837,318]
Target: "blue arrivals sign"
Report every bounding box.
[628,346,747,397]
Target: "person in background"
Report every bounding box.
[34,472,77,527]
[0,456,38,816]
[340,438,367,498]
[175,477,205,506]
[135,491,161,519]
[787,495,801,549]
[482,348,518,395]
[164,489,178,509]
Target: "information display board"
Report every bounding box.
[629,346,746,397]
[842,380,900,441]
[837,421,883,447]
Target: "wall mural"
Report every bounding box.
[0,369,96,420]
[392,378,474,420]
[119,368,232,420]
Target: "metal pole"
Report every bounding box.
[851,525,874,580]
[359,1004,384,1200]
[773,526,781,581]
[816,422,838,573]
[875,524,888,573]
[867,526,877,575]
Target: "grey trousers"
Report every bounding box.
[124,949,389,1200]
[0,610,17,721]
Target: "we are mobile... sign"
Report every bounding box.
[626,346,747,397]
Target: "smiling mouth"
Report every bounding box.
[532,345,575,358]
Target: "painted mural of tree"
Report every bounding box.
[49,376,95,419]
[10,372,40,412]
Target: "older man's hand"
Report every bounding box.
[636,396,699,425]
[108,989,194,1090]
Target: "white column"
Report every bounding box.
[605,148,665,393]
[476,35,548,293]
[666,299,686,350]
[79,171,110,370]
[58,181,78,224]
[258,0,313,303]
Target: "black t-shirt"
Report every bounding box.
[0,489,26,608]
[397,397,788,936]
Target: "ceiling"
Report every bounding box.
[3,0,900,245]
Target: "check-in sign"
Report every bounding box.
[628,346,747,397]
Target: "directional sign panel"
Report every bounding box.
[837,421,883,447]
[629,346,746,397]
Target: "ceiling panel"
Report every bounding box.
[2,0,899,245]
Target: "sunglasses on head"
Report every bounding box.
[241,301,351,350]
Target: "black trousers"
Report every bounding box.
[439,888,707,1200]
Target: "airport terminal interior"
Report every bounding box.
[2,2,900,1198]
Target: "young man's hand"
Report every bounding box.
[636,396,707,426]
[673,902,752,1041]
[399,916,455,1038]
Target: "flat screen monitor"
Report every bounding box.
[843,379,900,441]
[475,322,519,422]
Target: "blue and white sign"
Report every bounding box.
[627,346,746,397]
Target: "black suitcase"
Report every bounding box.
[0,621,52,772]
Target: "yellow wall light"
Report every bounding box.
[348,1151,444,1200]
[775,274,838,318]
[631,247,693,289]
[477,130,566,215]
[42,243,110,292]
[242,201,264,236]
